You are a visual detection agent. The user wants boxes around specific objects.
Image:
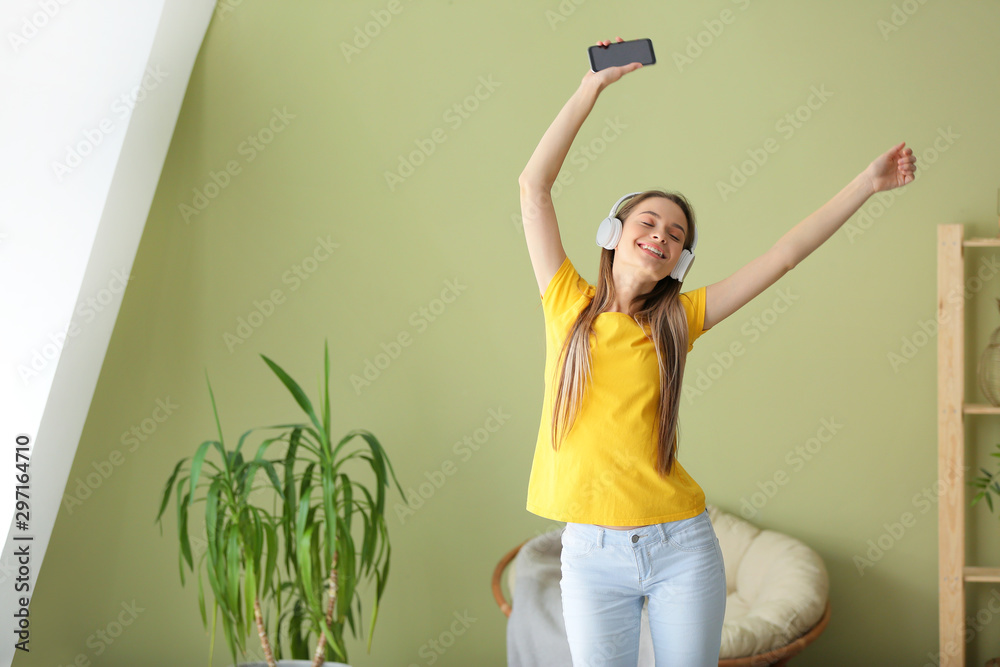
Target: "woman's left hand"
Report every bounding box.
[864,141,917,194]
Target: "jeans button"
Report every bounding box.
[631,534,639,543]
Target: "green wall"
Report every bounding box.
[18,1,1000,665]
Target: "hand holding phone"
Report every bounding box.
[589,37,656,72]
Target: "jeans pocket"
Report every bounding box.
[561,525,597,559]
[665,512,717,552]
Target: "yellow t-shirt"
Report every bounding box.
[526,254,709,525]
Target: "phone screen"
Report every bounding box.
[588,38,656,72]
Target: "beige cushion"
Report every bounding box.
[508,504,829,660]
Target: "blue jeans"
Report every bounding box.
[559,508,726,666]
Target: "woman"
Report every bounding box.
[517,37,916,666]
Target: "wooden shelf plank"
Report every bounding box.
[964,404,1000,414]
[964,238,1000,247]
[965,567,1000,582]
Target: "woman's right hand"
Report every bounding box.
[581,37,644,93]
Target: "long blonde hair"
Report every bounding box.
[549,189,697,477]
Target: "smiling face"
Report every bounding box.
[616,196,689,281]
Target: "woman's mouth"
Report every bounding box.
[637,242,665,260]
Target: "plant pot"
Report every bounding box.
[236,661,351,667]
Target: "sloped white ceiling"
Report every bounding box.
[0,1,216,661]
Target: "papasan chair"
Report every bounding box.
[494,504,831,666]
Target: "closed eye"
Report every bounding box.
[643,221,680,242]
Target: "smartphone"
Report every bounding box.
[588,38,656,72]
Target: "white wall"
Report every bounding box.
[0,0,215,661]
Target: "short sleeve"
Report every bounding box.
[679,286,707,353]
[540,255,594,321]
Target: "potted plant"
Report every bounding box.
[156,340,405,667]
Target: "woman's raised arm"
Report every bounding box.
[519,38,644,297]
[701,142,917,332]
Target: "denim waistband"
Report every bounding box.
[564,508,708,547]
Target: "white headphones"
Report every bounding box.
[595,191,697,281]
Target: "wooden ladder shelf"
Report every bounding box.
[938,224,1000,666]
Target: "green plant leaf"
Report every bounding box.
[352,594,362,642]
[298,524,320,611]
[314,604,346,662]
[236,425,262,456]
[220,604,239,667]
[323,471,338,570]
[294,489,317,601]
[203,536,225,622]
[368,572,381,654]
[205,479,223,566]
[239,456,282,508]
[289,600,307,659]
[256,454,284,497]
[245,557,257,640]
[205,371,226,448]
[262,521,278,597]
[335,515,356,620]
[189,439,225,507]
[323,339,331,441]
[260,353,325,438]
[226,524,242,622]
[283,428,301,503]
[196,555,207,629]
[377,538,391,599]
[156,458,188,526]
[281,428,301,575]
[250,510,264,590]
[285,427,324,458]
[356,485,377,573]
[177,483,193,575]
[344,592,357,639]
[299,461,317,499]
[351,429,406,499]
[340,473,353,535]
